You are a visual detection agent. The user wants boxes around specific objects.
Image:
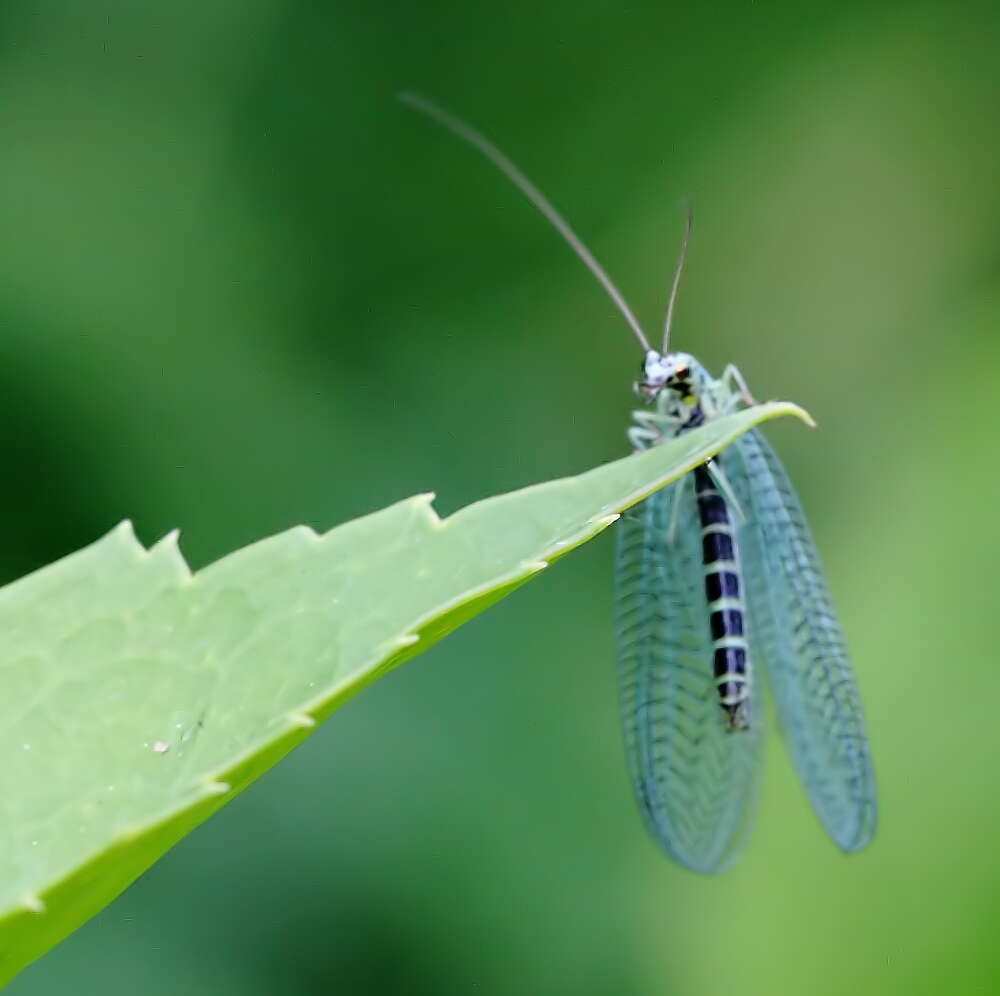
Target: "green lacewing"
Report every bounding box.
[402,92,876,871]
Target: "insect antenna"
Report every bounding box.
[662,201,693,354]
[399,91,652,353]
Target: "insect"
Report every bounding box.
[402,93,877,872]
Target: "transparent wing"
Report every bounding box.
[615,479,764,873]
[726,430,877,851]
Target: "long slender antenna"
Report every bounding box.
[400,91,652,353]
[662,202,693,354]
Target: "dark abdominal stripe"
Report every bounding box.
[693,463,750,731]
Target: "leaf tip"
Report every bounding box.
[112,519,142,551]
[413,492,443,528]
[150,528,193,574]
[19,893,45,915]
[775,401,815,428]
[792,404,817,429]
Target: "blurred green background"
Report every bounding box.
[1,1,998,993]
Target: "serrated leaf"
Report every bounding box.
[0,401,807,984]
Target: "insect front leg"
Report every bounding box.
[627,408,683,450]
[628,410,662,450]
[720,363,757,408]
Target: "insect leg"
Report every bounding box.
[705,459,748,525]
[627,408,683,450]
[628,411,663,449]
[720,363,757,407]
[665,474,690,546]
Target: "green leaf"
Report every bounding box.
[0,401,807,984]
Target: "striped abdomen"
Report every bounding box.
[693,464,751,731]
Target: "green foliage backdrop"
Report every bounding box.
[0,1,997,993]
